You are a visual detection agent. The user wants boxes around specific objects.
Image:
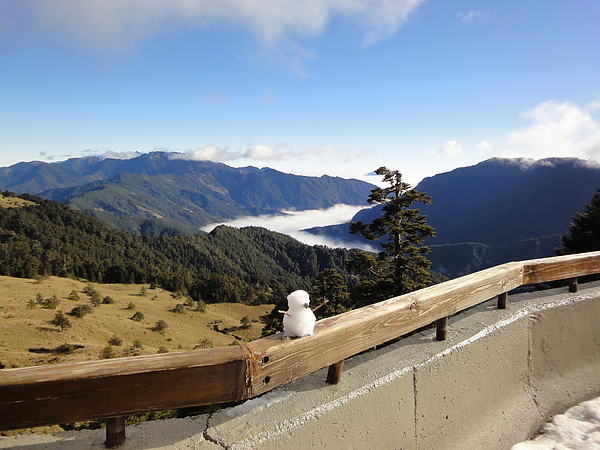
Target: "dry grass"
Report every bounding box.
[0,275,273,369]
[0,194,35,209]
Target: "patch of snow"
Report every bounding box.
[512,396,600,449]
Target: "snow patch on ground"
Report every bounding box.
[512,396,600,449]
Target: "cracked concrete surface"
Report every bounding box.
[2,282,600,449]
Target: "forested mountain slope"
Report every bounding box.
[0,193,359,304]
[0,152,374,235]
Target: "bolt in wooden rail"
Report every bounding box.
[1,251,600,446]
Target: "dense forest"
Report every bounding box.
[0,192,360,307]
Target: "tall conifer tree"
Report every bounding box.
[560,187,600,254]
[349,167,435,303]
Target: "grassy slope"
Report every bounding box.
[0,275,273,369]
[0,196,35,209]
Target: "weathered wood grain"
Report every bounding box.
[522,251,600,284]
[0,347,246,430]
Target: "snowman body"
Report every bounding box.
[283,290,316,337]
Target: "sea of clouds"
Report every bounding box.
[201,203,376,251]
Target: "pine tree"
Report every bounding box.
[560,188,600,254]
[49,310,72,332]
[240,316,251,329]
[311,269,350,318]
[349,167,435,303]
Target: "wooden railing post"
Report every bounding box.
[436,317,448,341]
[326,360,345,384]
[569,277,578,293]
[497,292,508,309]
[105,416,126,448]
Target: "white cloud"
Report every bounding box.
[457,10,487,25]
[424,140,463,158]
[170,142,375,167]
[245,144,291,161]
[507,100,600,160]
[476,141,491,152]
[588,96,600,111]
[170,146,239,162]
[27,0,425,50]
[440,140,462,157]
[202,203,376,251]
[171,144,296,163]
[100,150,143,160]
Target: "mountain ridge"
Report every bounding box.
[0,152,374,235]
[305,157,600,277]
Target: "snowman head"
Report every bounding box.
[287,290,310,309]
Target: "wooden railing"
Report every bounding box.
[2,251,600,447]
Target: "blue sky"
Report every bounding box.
[1,0,599,186]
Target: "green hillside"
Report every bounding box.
[0,192,359,306]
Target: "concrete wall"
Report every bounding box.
[206,282,600,450]
[2,283,599,449]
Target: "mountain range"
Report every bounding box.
[306,157,600,277]
[1,154,598,279]
[0,152,373,236]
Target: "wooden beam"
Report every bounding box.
[0,347,246,431]
[245,261,524,397]
[522,251,600,284]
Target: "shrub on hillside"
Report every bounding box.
[55,343,77,354]
[37,294,60,309]
[151,319,168,333]
[196,299,206,313]
[89,292,102,307]
[108,335,123,346]
[240,316,251,329]
[194,338,213,349]
[99,345,116,359]
[172,303,185,314]
[69,304,92,318]
[130,311,144,322]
